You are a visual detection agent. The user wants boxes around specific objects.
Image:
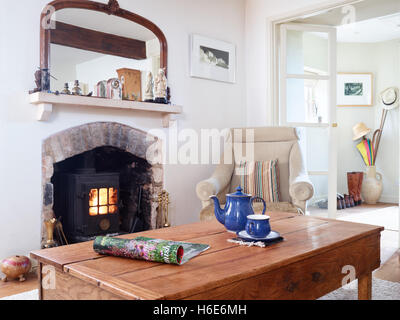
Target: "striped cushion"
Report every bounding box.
[238,160,281,203]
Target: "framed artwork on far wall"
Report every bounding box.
[190,34,236,83]
[337,73,373,107]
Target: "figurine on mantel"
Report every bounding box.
[107,78,122,100]
[29,69,43,94]
[144,71,154,102]
[40,69,51,92]
[29,68,52,94]
[61,82,71,95]
[96,80,107,98]
[72,80,82,95]
[154,68,168,104]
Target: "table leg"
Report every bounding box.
[37,263,43,301]
[358,272,372,300]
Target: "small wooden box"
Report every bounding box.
[117,68,142,101]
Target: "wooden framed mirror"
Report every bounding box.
[38,0,167,100]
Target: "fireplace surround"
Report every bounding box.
[41,122,164,245]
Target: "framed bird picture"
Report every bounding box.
[190,34,236,83]
[337,73,373,107]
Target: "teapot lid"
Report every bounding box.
[227,186,251,197]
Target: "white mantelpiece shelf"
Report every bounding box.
[29,92,182,128]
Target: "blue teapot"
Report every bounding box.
[210,186,266,233]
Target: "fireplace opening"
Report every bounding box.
[51,146,153,244]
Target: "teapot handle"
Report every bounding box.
[251,197,266,215]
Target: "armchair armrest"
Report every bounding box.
[196,163,234,208]
[289,174,314,202]
[289,142,314,213]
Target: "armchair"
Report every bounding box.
[196,127,314,221]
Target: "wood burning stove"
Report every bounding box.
[53,168,120,243]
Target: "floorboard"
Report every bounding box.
[375,250,400,283]
[0,272,37,298]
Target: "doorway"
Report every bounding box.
[270,0,400,256]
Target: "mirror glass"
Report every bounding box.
[50,8,161,101]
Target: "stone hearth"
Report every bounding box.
[41,122,164,244]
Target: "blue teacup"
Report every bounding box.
[245,215,271,238]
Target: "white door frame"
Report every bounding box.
[278,21,338,219]
[267,0,362,126]
[279,22,336,127]
[266,0,361,220]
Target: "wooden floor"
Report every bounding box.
[0,272,37,299]
[375,250,400,283]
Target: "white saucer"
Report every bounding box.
[236,230,281,242]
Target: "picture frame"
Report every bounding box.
[190,34,236,83]
[337,73,373,107]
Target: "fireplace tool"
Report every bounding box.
[158,190,170,228]
[129,186,144,233]
[55,217,69,246]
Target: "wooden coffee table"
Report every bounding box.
[31,212,383,300]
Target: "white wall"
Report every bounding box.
[0,0,246,259]
[339,40,400,203]
[336,43,377,195]
[374,41,400,203]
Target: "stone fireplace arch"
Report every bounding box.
[41,122,164,244]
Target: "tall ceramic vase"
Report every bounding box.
[361,166,383,204]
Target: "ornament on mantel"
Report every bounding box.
[96,80,107,98]
[106,78,122,100]
[61,83,71,95]
[154,68,168,104]
[144,71,154,102]
[71,80,82,95]
[29,68,56,94]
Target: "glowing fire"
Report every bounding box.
[89,188,118,216]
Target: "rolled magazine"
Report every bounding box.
[93,236,210,265]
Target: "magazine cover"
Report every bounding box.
[93,236,210,265]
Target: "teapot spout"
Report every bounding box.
[210,195,225,225]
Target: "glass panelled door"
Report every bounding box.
[279,23,337,219]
